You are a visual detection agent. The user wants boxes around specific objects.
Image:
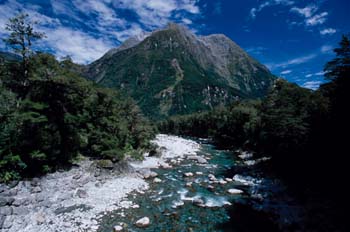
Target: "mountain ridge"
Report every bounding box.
[83,23,276,119]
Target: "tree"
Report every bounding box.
[3,13,45,85]
[324,35,350,82]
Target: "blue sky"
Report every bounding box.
[0,0,349,89]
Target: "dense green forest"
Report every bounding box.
[0,14,155,182]
[159,35,350,195]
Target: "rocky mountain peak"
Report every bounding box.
[83,23,276,119]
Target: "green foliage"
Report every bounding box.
[3,13,45,83]
[0,52,155,182]
[85,26,275,120]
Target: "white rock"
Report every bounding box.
[207,185,215,190]
[185,182,193,187]
[135,217,150,228]
[183,172,194,177]
[35,213,46,224]
[208,174,216,181]
[160,163,172,169]
[227,189,243,195]
[225,178,233,182]
[131,204,140,209]
[114,225,123,231]
[195,172,203,175]
[219,180,227,185]
[153,178,162,183]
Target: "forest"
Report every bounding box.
[0,14,156,182]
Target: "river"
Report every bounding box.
[98,137,304,232]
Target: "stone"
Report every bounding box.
[131,204,140,209]
[208,174,216,181]
[150,171,158,178]
[227,189,243,195]
[35,213,46,224]
[31,178,40,187]
[0,197,14,207]
[141,170,158,179]
[135,217,150,228]
[153,178,162,183]
[76,189,88,198]
[195,172,203,175]
[160,163,172,169]
[193,198,204,206]
[0,185,7,193]
[0,206,13,216]
[0,215,5,228]
[96,159,114,170]
[12,206,29,215]
[183,172,193,177]
[31,186,42,193]
[219,180,227,185]
[187,155,208,164]
[73,173,82,180]
[185,182,193,187]
[114,225,124,231]
[12,198,29,207]
[225,178,233,182]
[207,185,215,190]
[1,215,13,229]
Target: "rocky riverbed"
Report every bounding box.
[0,134,212,231]
[1,134,298,232]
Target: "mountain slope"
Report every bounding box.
[0,51,21,62]
[84,23,276,119]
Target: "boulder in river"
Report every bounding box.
[187,155,208,164]
[227,189,243,195]
[135,217,150,228]
[113,225,124,231]
[219,180,227,185]
[153,178,162,183]
[208,174,217,181]
[183,172,194,177]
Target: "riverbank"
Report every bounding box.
[0,134,202,232]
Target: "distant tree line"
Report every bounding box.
[0,14,156,182]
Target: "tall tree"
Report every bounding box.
[3,13,45,86]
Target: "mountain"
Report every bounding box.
[84,23,276,119]
[0,51,21,62]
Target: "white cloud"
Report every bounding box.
[280,70,292,75]
[290,4,329,28]
[112,0,200,28]
[182,18,193,25]
[1,0,201,64]
[304,71,325,78]
[44,27,113,64]
[320,28,336,35]
[306,12,328,26]
[302,81,322,90]
[250,0,294,19]
[321,45,333,54]
[291,5,318,18]
[267,53,317,70]
[315,71,325,76]
[246,46,267,55]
